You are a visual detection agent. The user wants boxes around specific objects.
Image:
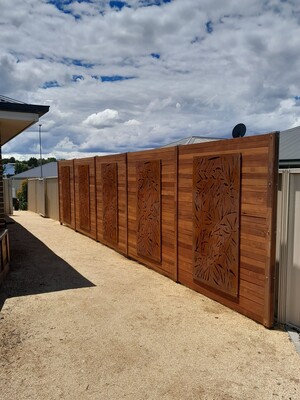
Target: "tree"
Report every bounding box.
[2,156,57,174]
[28,157,38,168]
[46,157,57,163]
[17,180,28,210]
[15,160,28,174]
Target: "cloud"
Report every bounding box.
[124,119,141,126]
[83,109,120,128]
[1,0,300,159]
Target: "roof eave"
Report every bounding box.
[0,102,49,117]
[0,102,49,146]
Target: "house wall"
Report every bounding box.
[3,178,13,215]
[0,146,4,230]
[0,147,10,284]
[58,133,279,327]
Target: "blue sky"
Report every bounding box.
[1,0,300,159]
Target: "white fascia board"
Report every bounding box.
[0,110,39,122]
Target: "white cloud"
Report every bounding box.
[1,0,300,159]
[124,119,141,126]
[83,109,120,128]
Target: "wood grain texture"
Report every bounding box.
[74,158,97,239]
[78,164,90,232]
[58,133,278,327]
[193,154,240,297]
[178,133,279,327]
[95,154,127,255]
[127,147,177,280]
[58,160,75,229]
[102,163,118,245]
[136,160,161,263]
[61,166,71,225]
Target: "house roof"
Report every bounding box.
[12,162,58,179]
[3,163,15,176]
[279,126,300,167]
[162,135,223,147]
[0,95,49,145]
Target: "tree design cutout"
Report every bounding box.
[102,163,118,244]
[193,154,240,297]
[136,160,161,263]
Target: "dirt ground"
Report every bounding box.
[0,211,299,400]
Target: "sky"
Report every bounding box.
[1,0,300,160]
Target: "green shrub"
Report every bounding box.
[17,180,28,210]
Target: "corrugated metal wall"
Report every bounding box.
[277,169,300,329]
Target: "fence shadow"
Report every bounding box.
[0,218,95,310]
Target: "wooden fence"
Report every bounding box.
[58,133,279,327]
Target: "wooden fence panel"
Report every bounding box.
[74,158,96,240]
[58,160,75,229]
[95,154,127,255]
[127,147,177,281]
[57,133,278,327]
[177,133,278,327]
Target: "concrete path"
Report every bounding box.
[0,211,299,400]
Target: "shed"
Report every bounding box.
[279,126,300,168]
[277,127,300,329]
[11,162,58,197]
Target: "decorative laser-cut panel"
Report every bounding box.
[61,166,71,224]
[136,160,161,263]
[193,154,240,297]
[102,163,118,244]
[78,164,90,232]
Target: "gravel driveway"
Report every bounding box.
[0,211,299,400]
